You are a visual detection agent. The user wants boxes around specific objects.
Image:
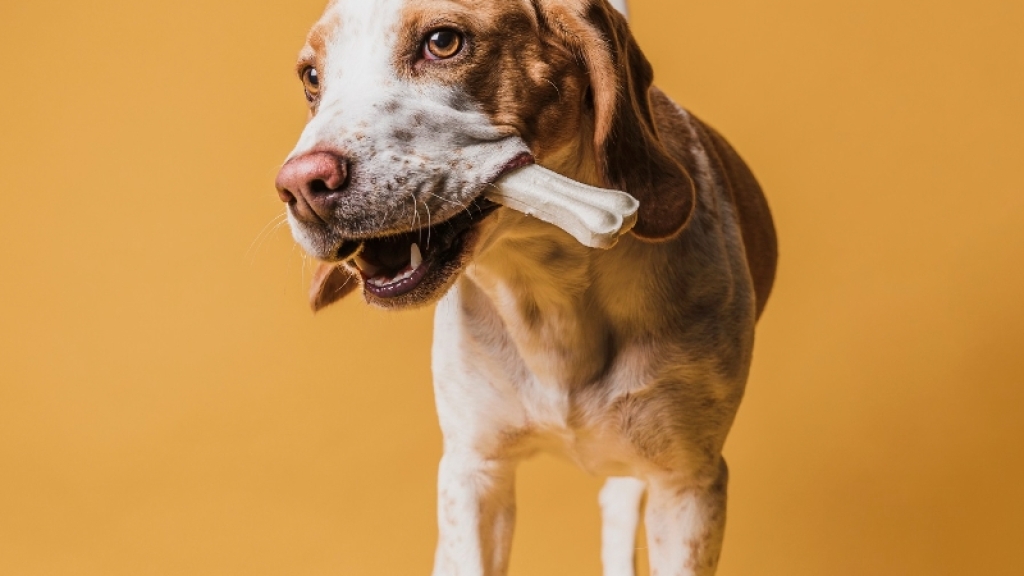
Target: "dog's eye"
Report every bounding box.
[424,29,464,60]
[300,66,320,101]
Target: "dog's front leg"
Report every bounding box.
[432,451,517,576]
[600,477,647,576]
[644,460,729,576]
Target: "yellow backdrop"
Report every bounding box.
[1,0,1022,574]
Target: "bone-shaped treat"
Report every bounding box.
[488,165,640,250]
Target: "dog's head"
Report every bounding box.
[276,0,695,311]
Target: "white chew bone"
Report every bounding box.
[488,165,640,249]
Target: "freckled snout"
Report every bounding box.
[275,151,350,223]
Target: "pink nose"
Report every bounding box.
[275,151,350,222]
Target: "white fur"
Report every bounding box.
[284,0,529,260]
[600,477,647,576]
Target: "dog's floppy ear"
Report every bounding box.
[537,0,696,240]
[310,262,360,313]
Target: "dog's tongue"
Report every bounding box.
[488,165,639,249]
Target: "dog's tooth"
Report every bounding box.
[410,243,423,269]
[353,255,379,277]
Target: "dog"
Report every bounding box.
[274,0,777,574]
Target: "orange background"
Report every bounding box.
[1,0,1022,574]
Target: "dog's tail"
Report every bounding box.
[608,0,629,20]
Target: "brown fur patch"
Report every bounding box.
[309,263,360,312]
[533,0,698,240]
[647,88,777,319]
[693,121,778,319]
[395,0,593,170]
[391,0,701,239]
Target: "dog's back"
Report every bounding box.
[699,122,778,318]
[651,88,778,319]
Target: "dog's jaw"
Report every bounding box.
[344,197,502,309]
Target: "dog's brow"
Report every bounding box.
[300,10,344,63]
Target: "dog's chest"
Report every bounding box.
[435,279,655,474]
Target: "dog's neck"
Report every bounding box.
[463,227,611,390]
[460,137,613,390]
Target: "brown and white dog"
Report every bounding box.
[273,0,777,574]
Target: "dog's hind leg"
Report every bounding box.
[599,476,646,576]
[644,460,729,576]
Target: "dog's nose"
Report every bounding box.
[275,151,350,222]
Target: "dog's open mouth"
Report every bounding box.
[344,198,499,300]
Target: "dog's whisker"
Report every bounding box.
[423,191,462,209]
[379,201,395,232]
[410,194,422,233]
[422,197,432,248]
[248,213,286,253]
[544,78,562,101]
[247,213,288,264]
